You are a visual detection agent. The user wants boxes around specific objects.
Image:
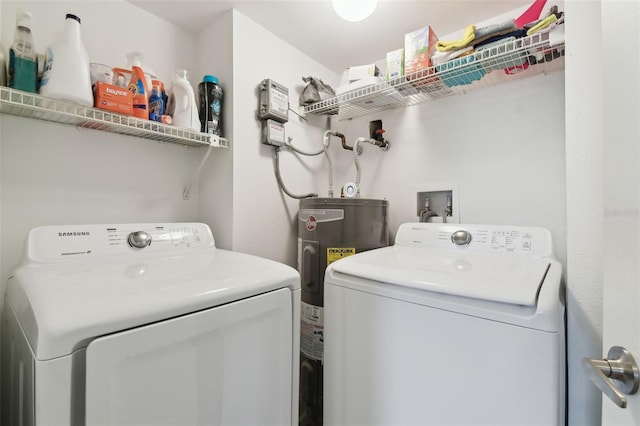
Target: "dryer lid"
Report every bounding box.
[330,246,551,307]
[5,223,300,361]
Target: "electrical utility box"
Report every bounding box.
[258,79,289,123]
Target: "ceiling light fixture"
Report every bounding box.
[332,0,378,22]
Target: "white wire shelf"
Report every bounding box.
[303,32,565,120]
[0,86,228,148]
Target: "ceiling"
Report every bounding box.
[127,0,532,74]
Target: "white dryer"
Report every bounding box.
[324,223,565,426]
[1,223,300,426]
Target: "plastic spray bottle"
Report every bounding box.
[166,69,199,131]
[126,52,149,119]
[8,10,38,93]
[39,13,93,106]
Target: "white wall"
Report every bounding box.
[196,10,235,250]
[0,0,202,305]
[331,72,567,262]
[200,11,339,266]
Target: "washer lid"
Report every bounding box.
[330,246,550,307]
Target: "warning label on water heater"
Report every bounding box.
[300,302,324,361]
[327,247,356,265]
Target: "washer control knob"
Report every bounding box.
[451,230,472,246]
[128,231,152,249]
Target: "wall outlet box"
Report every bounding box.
[404,25,439,76]
[415,183,459,224]
[262,119,285,146]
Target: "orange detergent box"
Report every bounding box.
[404,25,439,78]
[94,82,133,116]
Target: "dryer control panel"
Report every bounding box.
[395,223,553,257]
[25,223,215,262]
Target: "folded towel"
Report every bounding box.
[526,14,558,36]
[431,46,474,66]
[528,14,564,36]
[474,29,528,49]
[436,55,486,88]
[436,25,476,52]
[475,19,516,38]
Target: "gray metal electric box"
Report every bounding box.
[258,79,289,123]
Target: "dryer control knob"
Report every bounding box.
[128,231,152,249]
[451,230,472,245]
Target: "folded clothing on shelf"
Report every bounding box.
[435,55,486,88]
[476,37,529,72]
[435,20,517,52]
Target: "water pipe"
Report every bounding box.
[323,130,346,198]
[352,136,391,193]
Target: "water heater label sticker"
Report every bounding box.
[327,247,356,265]
[301,302,324,361]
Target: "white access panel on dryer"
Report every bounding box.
[86,288,293,425]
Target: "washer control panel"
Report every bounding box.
[26,223,215,262]
[395,223,552,257]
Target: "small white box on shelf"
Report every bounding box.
[386,49,404,80]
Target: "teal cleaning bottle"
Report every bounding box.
[8,10,37,93]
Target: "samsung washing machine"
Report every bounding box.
[324,223,565,426]
[1,223,300,426]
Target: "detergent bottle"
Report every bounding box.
[8,10,38,93]
[166,69,199,131]
[39,13,93,106]
[126,52,149,119]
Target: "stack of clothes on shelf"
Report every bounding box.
[431,0,565,88]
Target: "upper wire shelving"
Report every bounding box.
[0,86,228,148]
[302,32,565,120]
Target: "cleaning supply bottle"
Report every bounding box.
[0,41,7,87]
[157,79,168,111]
[125,52,149,119]
[8,10,38,93]
[39,13,93,106]
[148,83,164,121]
[166,69,199,131]
[198,74,223,136]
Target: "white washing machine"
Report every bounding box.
[324,223,565,426]
[1,223,301,426]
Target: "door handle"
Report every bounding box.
[583,346,640,408]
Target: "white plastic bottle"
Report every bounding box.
[166,69,199,131]
[40,14,93,106]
